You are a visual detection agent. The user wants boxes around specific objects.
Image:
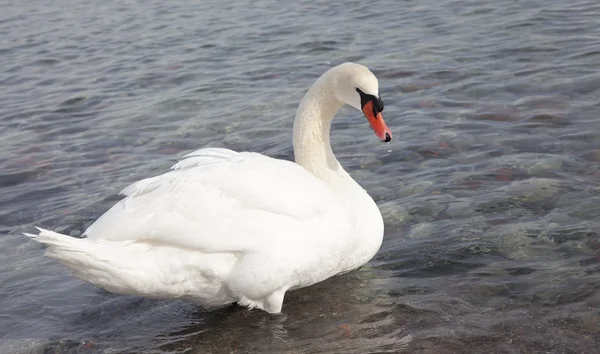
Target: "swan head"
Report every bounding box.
[332,63,392,142]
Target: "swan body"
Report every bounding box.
[25,62,392,313]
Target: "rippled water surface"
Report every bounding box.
[2,0,600,352]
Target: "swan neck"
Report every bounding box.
[292,75,344,181]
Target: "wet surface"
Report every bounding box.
[2,0,600,352]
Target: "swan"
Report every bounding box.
[25,62,392,314]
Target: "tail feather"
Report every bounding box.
[24,226,231,304]
[24,227,143,295]
[24,227,88,253]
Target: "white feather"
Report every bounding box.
[25,63,387,314]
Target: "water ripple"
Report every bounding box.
[2,0,600,352]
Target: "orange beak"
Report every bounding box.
[362,100,392,142]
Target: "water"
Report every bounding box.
[2,0,600,352]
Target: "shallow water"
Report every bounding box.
[2,0,600,352]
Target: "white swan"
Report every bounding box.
[25,62,392,314]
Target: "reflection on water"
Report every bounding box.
[2,0,600,352]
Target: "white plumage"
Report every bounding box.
[25,62,391,313]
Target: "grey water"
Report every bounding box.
[2,0,600,352]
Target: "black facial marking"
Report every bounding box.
[374,95,384,112]
[356,88,384,114]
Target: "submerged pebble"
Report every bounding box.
[504,178,563,203]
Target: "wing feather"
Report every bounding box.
[84,148,349,253]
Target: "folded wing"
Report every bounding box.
[83,148,349,253]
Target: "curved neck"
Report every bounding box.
[292,73,344,182]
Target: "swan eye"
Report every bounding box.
[356,88,384,113]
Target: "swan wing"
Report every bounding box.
[83,148,348,253]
